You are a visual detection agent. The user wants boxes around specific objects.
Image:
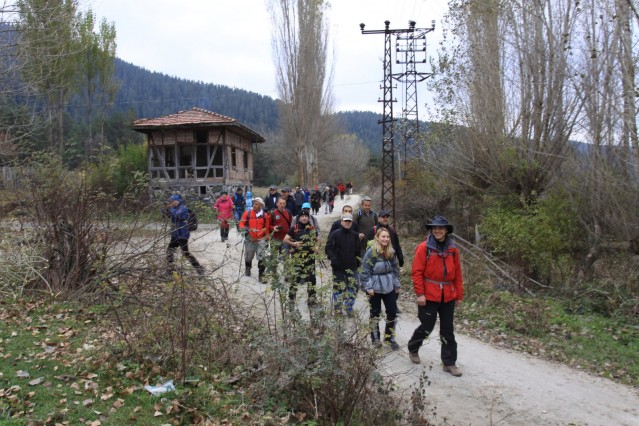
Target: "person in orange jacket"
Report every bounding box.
[407,216,464,377]
[239,197,271,282]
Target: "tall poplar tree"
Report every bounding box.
[269,0,336,187]
[17,0,77,156]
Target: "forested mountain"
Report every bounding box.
[90,59,386,154]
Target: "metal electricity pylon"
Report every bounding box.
[394,20,435,178]
[360,20,435,219]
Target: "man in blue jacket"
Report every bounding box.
[165,194,204,276]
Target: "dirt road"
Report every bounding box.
[189,194,639,425]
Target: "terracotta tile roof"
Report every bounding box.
[132,107,236,127]
[131,107,265,143]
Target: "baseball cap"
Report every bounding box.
[302,202,311,209]
[379,210,391,217]
[169,194,182,202]
[282,187,291,192]
[341,214,353,222]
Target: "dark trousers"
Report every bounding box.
[219,220,230,239]
[369,291,398,338]
[289,260,317,306]
[167,238,202,272]
[408,297,457,366]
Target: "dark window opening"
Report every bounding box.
[231,148,237,167]
[196,145,208,167]
[200,186,207,195]
[165,146,175,167]
[196,130,207,144]
[243,150,249,169]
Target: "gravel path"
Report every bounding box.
[186,194,639,425]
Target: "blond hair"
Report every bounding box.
[373,228,395,260]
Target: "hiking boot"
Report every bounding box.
[386,337,400,350]
[244,269,251,277]
[443,365,462,377]
[409,352,421,364]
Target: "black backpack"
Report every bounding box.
[187,208,198,231]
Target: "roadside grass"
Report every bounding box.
[0,299,255,425]
[458,280,639,386]
[396,233,639,387]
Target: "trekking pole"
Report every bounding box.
[237,235,245,280]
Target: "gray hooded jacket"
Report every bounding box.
[359,247,400,294]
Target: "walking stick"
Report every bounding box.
[237,234,246,280]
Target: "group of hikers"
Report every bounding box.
[164,186,464,377]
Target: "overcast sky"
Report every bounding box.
[88,0,448,115]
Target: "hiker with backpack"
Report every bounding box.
[407,216,464,377]
[239,197,271,283]
[266,197,293,277]
[322,186,332,214]
[164,194,204,276]
[310,187,322,215]
[283,210,319,311]
[353,196,378,257]
[264,185,281,212]
[212,190,233,242]
[325,213,361,316]
[281,187,299,216]
[290,202,321,234]
[232,187,246,231]
[365,209,404,313]
[360,227,401,350]
[329,204,359,234]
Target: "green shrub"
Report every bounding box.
[480,190,585,282]
[87,143,148,198]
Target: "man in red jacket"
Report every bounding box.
[407,216,464,377]
[239,197,271,283]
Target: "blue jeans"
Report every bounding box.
[332,269,358,314]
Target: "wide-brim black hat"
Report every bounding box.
[426,215,453,234]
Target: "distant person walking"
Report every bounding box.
[407,216,464,377]
[338,182,346,200]
[212,190,233,242]
[264,185,281,212]
[245,191,254,210]
[232,187,246,230]
[322,186,332,214]
[164,194,204,275]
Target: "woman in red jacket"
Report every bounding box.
[213,191,234,242]
[407,216,464,377]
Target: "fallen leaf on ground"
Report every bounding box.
[28,377,44,386]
